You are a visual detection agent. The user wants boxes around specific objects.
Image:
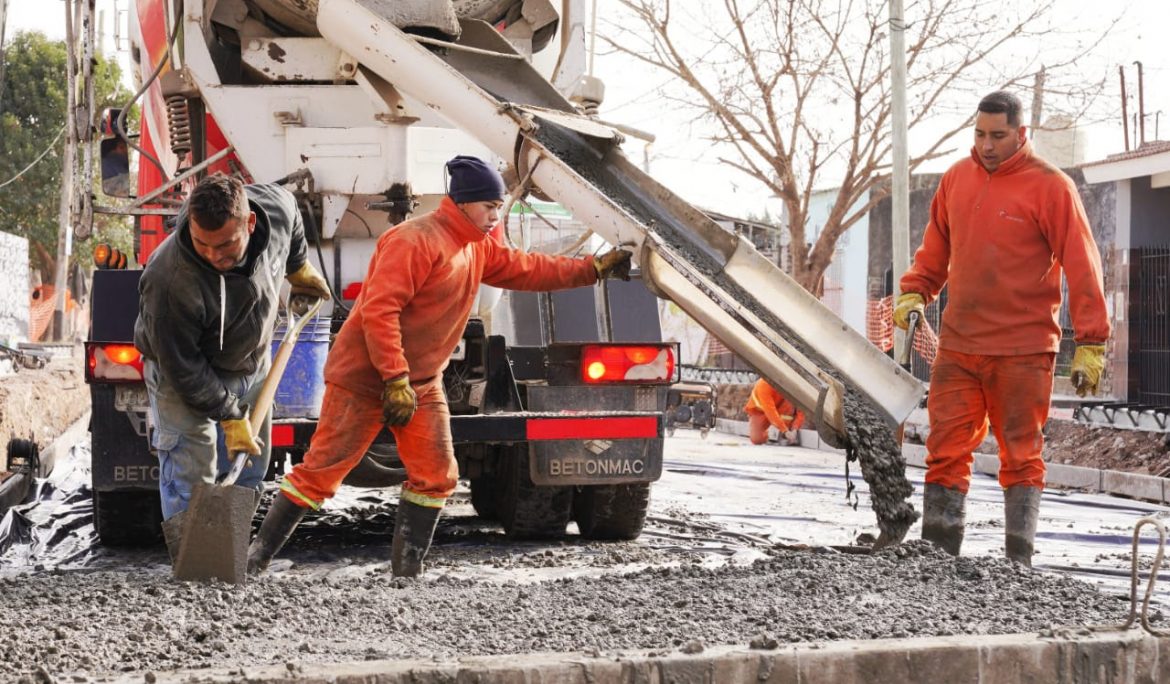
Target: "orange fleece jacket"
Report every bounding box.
[744,380,805,432]
[900,141,1110,355]
[324,197,598,398]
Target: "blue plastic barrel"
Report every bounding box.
[271,316,331,419]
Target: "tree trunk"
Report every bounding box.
[33,241,57,283]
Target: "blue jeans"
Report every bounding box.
[144,357,272,520]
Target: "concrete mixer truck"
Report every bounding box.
[76,0,924,548]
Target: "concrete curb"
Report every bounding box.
[131,631,1170,683]
[716,419,1170,505]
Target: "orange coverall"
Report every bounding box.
[744,379,804,445]
[900,140,1110,493]
[281,197,597,510]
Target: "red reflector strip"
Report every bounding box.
[271,425,295,447]
[526,417,658,440]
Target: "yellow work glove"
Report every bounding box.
[1070,344,1106,397]
[593,248,633,281]
[221,415,261,456]
[381,375,417,427]
[286,261,331,301]
[892,292,925,330]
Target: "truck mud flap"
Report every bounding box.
[90,384,158,491]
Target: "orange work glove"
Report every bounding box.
[381,375,417,426]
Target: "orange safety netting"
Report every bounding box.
[29,285,76,342]
[866,295,939,364]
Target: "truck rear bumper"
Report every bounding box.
[270,411,662,447]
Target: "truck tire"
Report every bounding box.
[93,489,163,546]
[469,471,498,520]
[497,447,571,539]
[573,483,650,540]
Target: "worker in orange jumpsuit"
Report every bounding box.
[893,91,1110,567]
[744,379,803,446]
[247,155,633,577]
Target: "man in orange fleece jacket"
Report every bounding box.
[893,91,1110,567]
[248,155,633,577]
[744,379,804,446]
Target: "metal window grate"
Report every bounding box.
[1133,246,1170,407]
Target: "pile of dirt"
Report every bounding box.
[1043,419,1170,476]
[0,356,89,481]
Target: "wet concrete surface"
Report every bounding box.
[0,431,1165,682]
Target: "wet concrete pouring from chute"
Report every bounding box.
[529,118,916,540]
[0,433,1166,681]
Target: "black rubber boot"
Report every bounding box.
[246,494,308,575]
[1004,485,1042,568]
[921,483,966,556]
[391,500,442,578]
[161,511,185,565]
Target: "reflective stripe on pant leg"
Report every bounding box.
[925,349,989,494]
[985,352,1055,489]
[392,378,456,507]
[144,359,218,519]
[282,382,384,507]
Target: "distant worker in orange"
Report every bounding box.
[246,155,634,578]
[744,379,803,446]
[893,91,1110,567]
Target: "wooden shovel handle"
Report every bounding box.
[248,296,325,436]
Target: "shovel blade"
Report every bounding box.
[172,482,255,584]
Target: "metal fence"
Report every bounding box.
[1133,246,1170,407]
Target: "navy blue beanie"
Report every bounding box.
[446,155,506,204]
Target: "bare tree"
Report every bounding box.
[604,0,1115,294]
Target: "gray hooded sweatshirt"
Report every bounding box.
[134,183,309,421]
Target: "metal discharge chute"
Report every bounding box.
[312,0,924,448]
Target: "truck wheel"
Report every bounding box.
[573,482,650,540]
[469,471,498,520]
[93,489,163,546]
[497,447,571,539]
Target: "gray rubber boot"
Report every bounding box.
[391,500,442,578]
[247,494,309,575]
[921,483,966,556]
[161,511,185,565]
[1004,485,1042,568]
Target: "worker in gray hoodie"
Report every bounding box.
[134,173,330,557]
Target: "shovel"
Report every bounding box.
[171,295,324,584]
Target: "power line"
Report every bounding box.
[0,124,66,191]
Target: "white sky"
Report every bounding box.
[6,0,1170,217]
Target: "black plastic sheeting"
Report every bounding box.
[0,448,100,569]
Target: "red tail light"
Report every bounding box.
[86,343,145,382]
[581,344,676,384]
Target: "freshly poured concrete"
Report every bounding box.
[1,431,1166,682]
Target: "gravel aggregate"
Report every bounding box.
[0,541,1125,681]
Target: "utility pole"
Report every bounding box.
[53,0,79,342]
[1134,61,1146,146]
[1030,66,1045,131]
[0,0,10,116]
[1120,66,1130,152]
[889,0,911,365]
